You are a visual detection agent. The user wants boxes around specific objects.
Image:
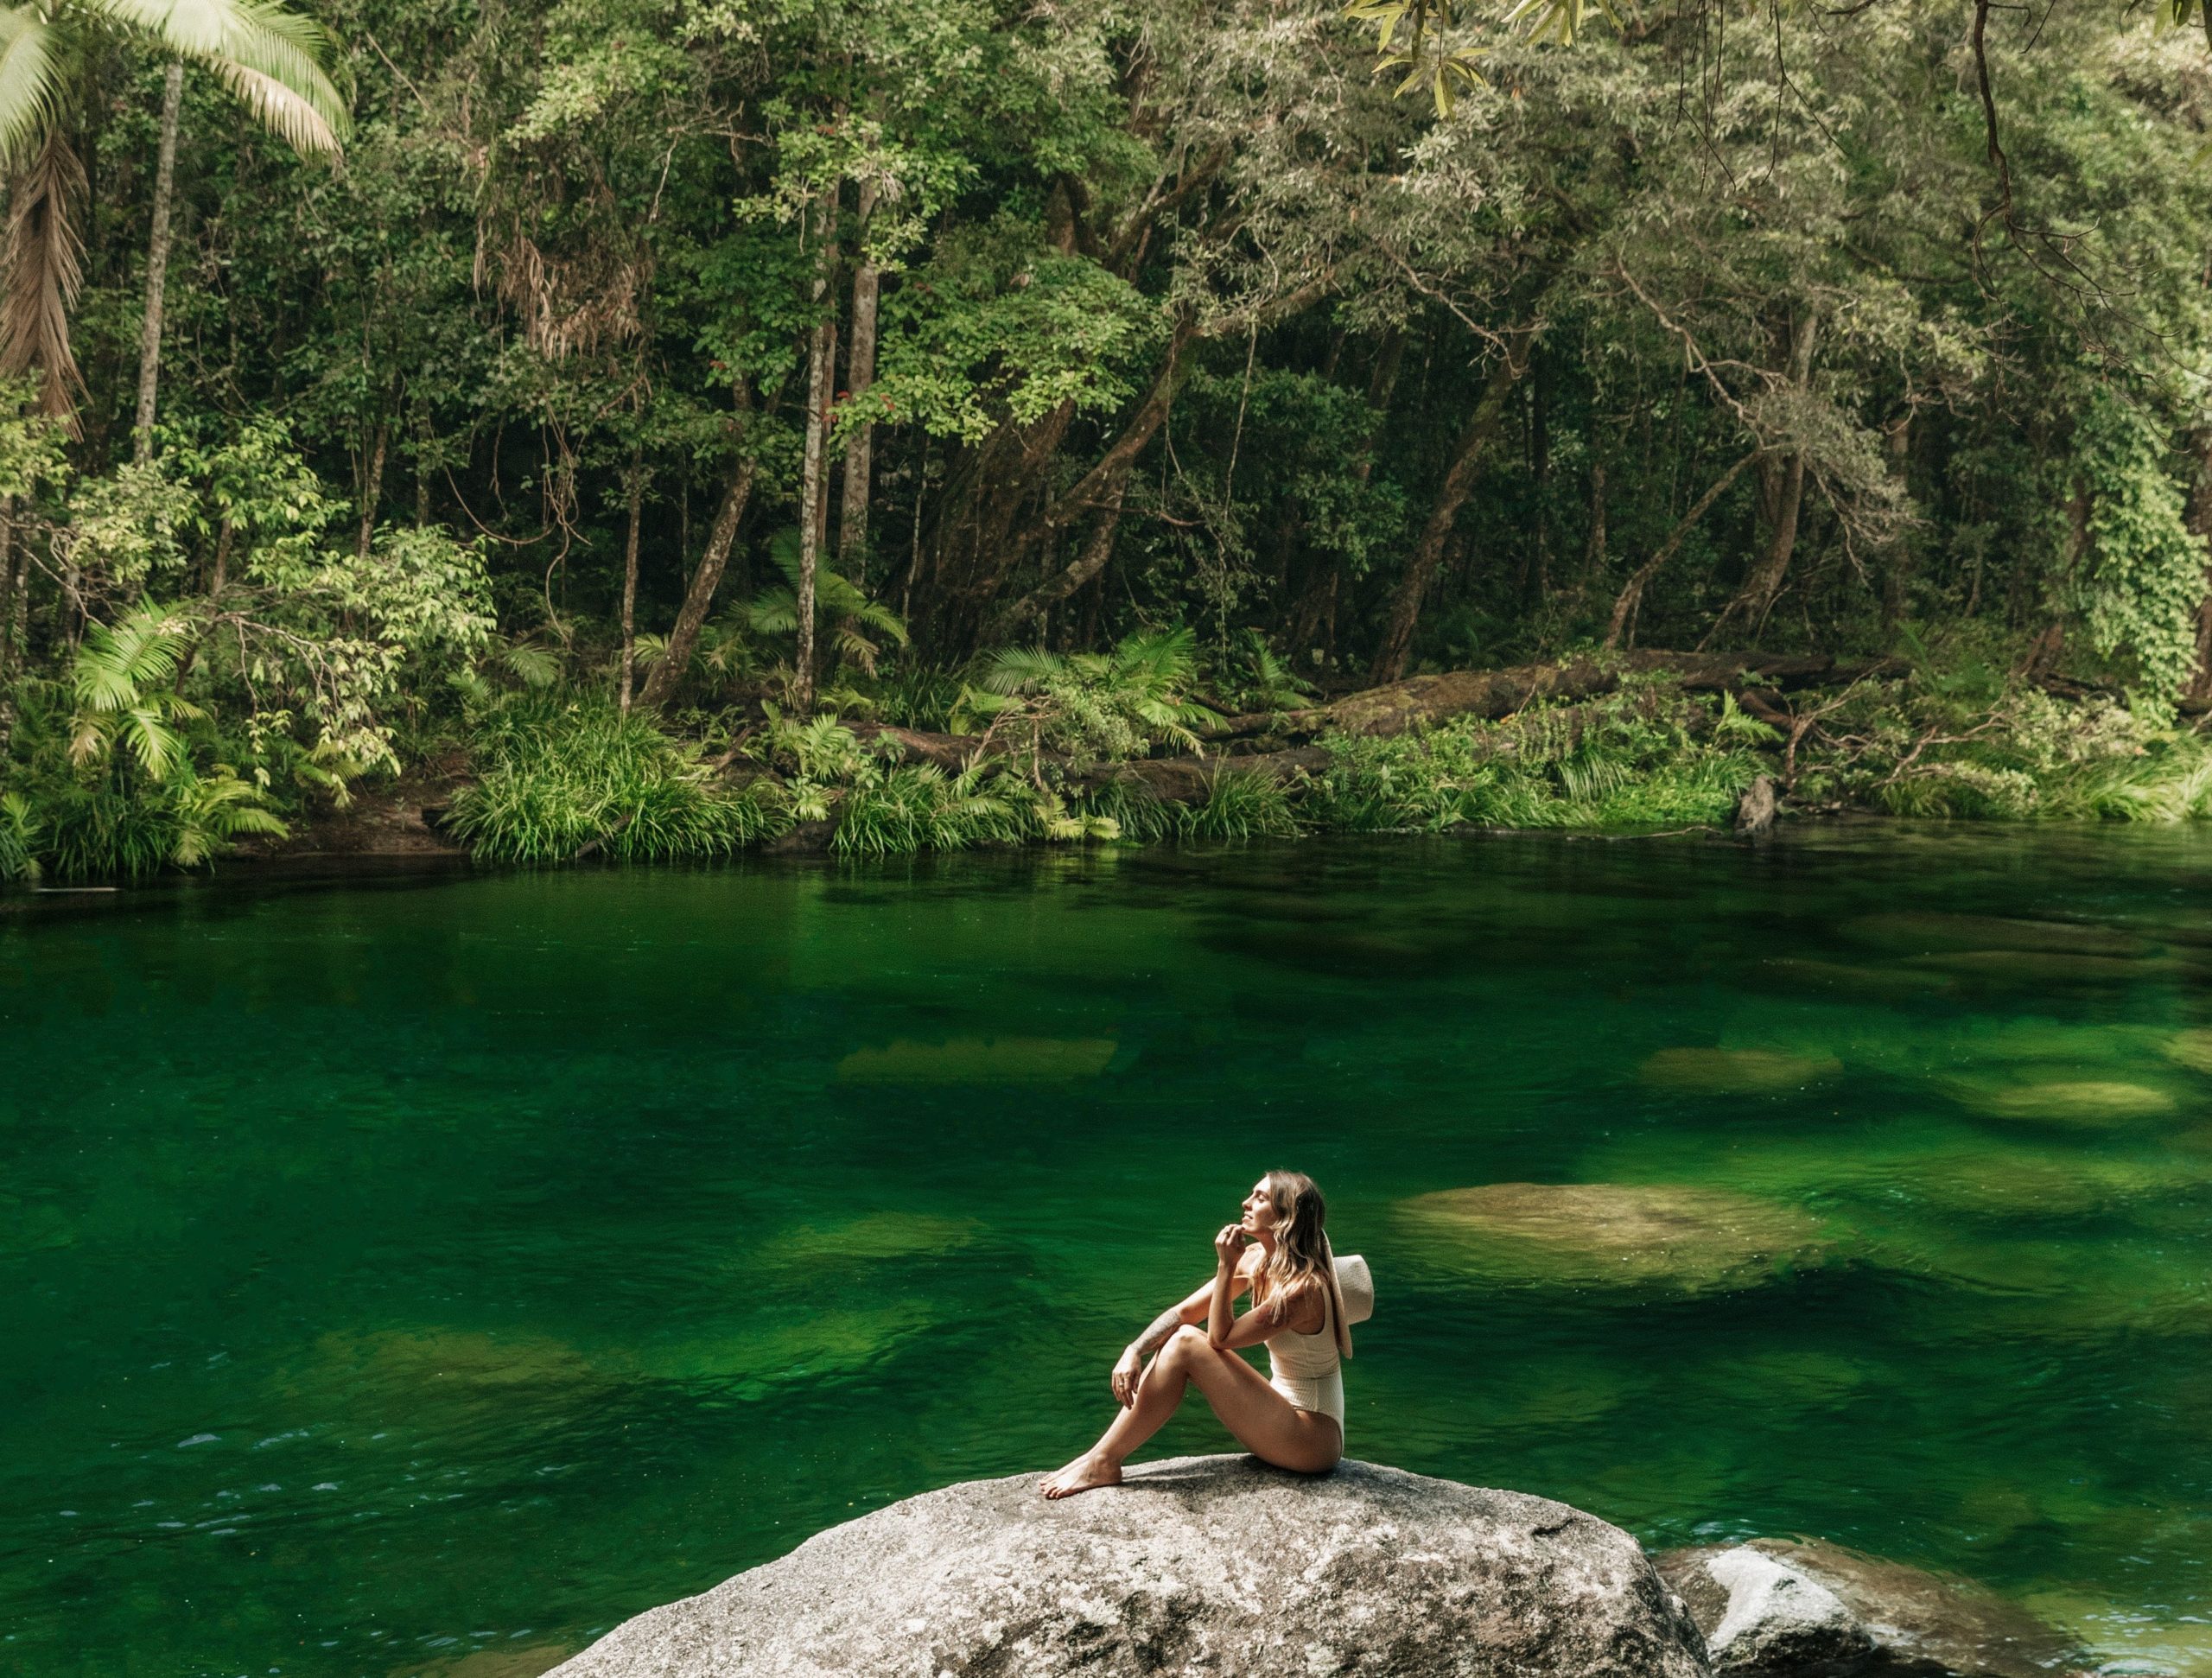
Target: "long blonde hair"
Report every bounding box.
[1252,1169,1353,1359]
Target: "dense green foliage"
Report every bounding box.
[6,0,2212,874]
[445,696,785,862]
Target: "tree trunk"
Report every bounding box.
[2184,433,2212,705]
[1581,460,1607,584]
[1370,348,1523,684]
[1878,411,1912,636]
[0,503,14,682]
[619,452,645,715]
[1029,321,1200,554]
[4,504,25,666]
[416,412,435,525]
[130,62,184,464]
[794,196,836,715]
[1605,450,1761,650]
[207,517,233,599]
[637,451,756,711]
[1526,355,1550,606]
[838,179,881,584]
[0,505,16,754]
[1707,310,1819,642]
[913,400,1078,652]
[992,480,1127,639]
[357,421,389,561]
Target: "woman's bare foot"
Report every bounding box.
[1038,1452,1122,1499]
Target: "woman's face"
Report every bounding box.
[1239,1179,1278,1238]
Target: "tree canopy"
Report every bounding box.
[7,0,2212,872]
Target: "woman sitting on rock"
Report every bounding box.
[1040,1170,1354,1498]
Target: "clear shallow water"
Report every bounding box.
[3,829,2211,1678]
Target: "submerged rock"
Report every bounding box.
[1639,1047,1844,1095]
[1758,959,1957,1001]
[2160,1027,2212,1075]
[768,1211,983,1265]
[1399,1182,1836,1293]
[546,1455,1710,1678]
[1840,914,2149,959]
[1904,950,2154,986]
[1948,1078,2177,1127]
[834,1034,1116,1083]
[1656,1538,2082,1678]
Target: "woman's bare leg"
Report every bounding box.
[1039,1326,1344,1498]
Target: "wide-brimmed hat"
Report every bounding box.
[1333,1253,1375,1325]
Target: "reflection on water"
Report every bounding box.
[3,827,2210,1675]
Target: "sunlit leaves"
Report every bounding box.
[1343,0,1618,113]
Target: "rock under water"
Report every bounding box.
[1397,1182,1838,1293]
[545,1454,1709,1678]
[1656,1538,2082,1678]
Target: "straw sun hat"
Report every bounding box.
[1332,1251,1375,1326]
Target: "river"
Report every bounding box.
[3,828,2209,1675]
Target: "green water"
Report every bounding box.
[4,830,2212,1678]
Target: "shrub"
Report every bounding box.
[0,791,40,883]
[957,626,1220,771]
[831,762,1035,856]
[1063,773,1179,843]
[1307,687,1768,834]
[1181,768,1301,840]
[448,696,786,862]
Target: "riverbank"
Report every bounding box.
[291,651,2212,868]
[10,648,2211,883]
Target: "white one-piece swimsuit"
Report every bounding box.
[1263,1281,1345,1434]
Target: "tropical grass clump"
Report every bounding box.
[1063,773,1179,843]
[0,791,36,882]
[1801,683,2212,823]
[831,762,1036,856]
[448,696,786,863]
[1308,688,1771,833]
[1181,768,1301,840]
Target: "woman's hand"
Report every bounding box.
[1111,1345,1143,1408]
[1214,1224,1249,1270]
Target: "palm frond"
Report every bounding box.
[73,606,189,710]
[851,597,909,645]
[97,0,350,151]
[1112,625,1198,684]
[119,704,183,779]
[207,60,343,155]
[0,9,63,173]
[746,584,799,637]
[1,127,85,419]
[834,624,882,675]
[977,645,1063,696]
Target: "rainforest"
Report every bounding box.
[10,5,2212,1675]
[5,1,2212,870]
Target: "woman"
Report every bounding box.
[1039,1170,1351,1499]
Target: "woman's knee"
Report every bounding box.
[1163,1324,1210,1365]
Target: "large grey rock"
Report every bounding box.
[550,1454,1711,1677]
[1656,1539,2083,1678]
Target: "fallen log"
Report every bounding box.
[823,652,1897,804]
[844,721,1331,804]
[1113,747,1333,803]
[1207,651,1904,742]
[846,722,982,772]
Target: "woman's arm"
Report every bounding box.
[1112,1249,1259,1405]
[1209,1277,1318,1352]
[1206,1225,1249,1348]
